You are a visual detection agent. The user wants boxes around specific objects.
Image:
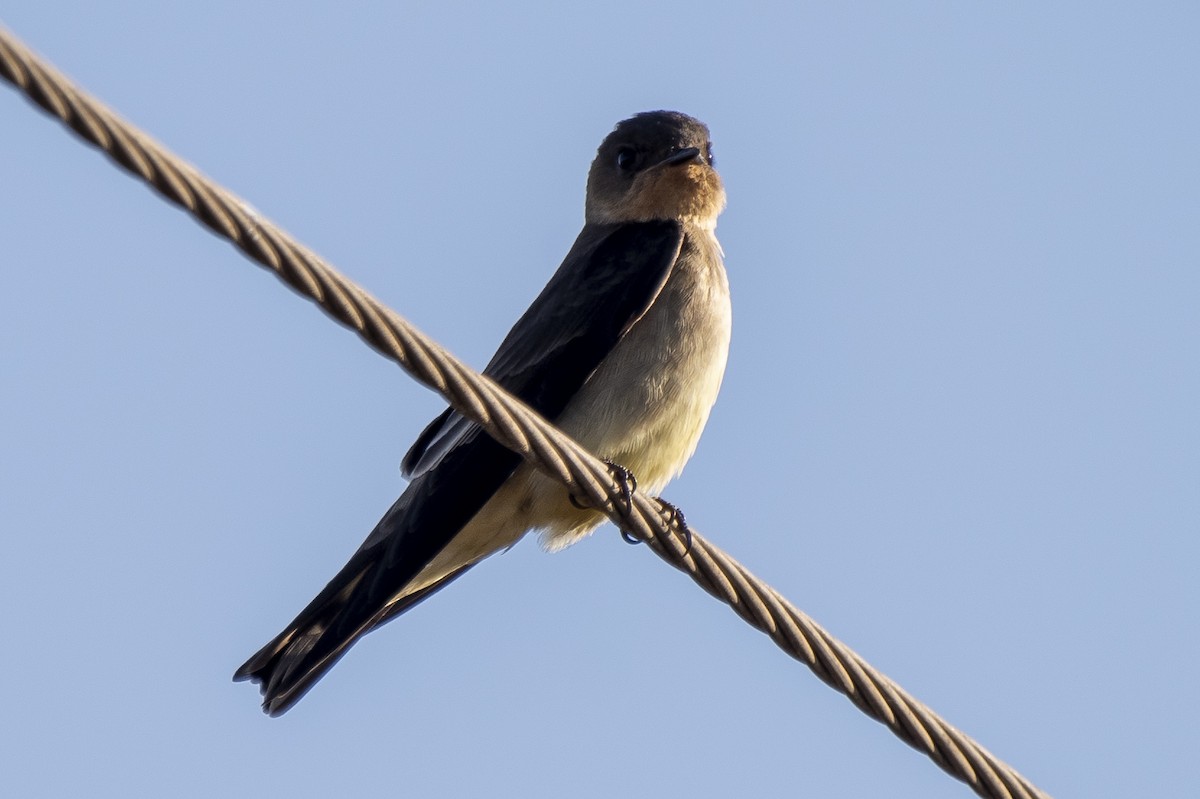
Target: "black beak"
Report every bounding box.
[661,147,702,167]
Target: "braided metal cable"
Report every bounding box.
[0,27,1050,799]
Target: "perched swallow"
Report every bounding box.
[235,110,731,715]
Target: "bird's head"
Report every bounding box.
[585,111,725,230]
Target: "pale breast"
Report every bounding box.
[554,227,731,492]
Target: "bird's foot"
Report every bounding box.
[618,496,691,555]
[653,497,692,556]
[605,459,637,512]
[568,459,638,514]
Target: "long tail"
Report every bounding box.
[234,559,472,716]
[234,425,524,715]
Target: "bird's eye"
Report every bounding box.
[615,147,637,172]
[705,142,715,167]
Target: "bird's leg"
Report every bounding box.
[571,458,643,547]
[568,458,637,513]
[618,497,691,553]
[651,497,692,556]
[605,459,644,546]
[604,459,637,511]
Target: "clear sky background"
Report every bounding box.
[1,4,1196,797]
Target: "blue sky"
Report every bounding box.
[2,4,1197,797]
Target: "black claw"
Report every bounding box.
[569,460,637,516]
[656,498,692,557]
[601,459,642,544]
[603,459,637,512]
[565,460,646,546]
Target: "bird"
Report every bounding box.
[235,110,731,715]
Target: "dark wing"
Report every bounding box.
[235,426,515,715]
[400,407,456,476]
[402,220,684,476]
[236,220,684,714]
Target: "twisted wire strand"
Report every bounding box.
[0,27,1050,799]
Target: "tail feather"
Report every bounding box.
[234,563,475,716]
[234,559,375,715]
[235,423,524,715]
